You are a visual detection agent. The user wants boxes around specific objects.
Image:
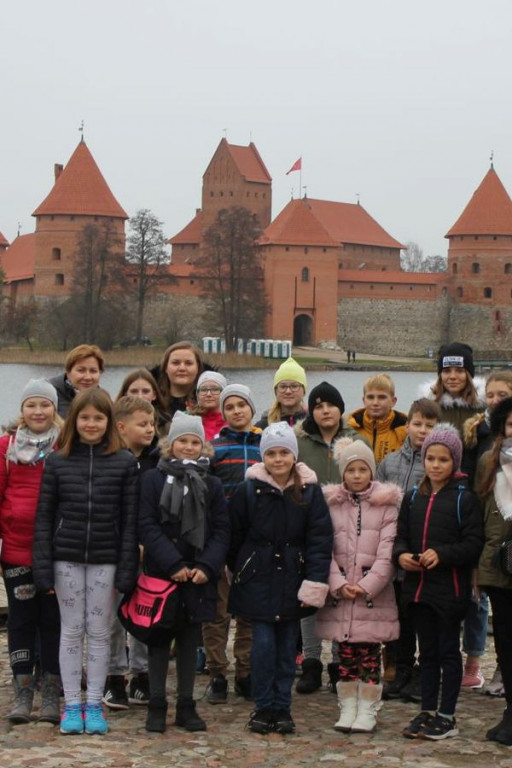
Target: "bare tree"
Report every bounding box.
[6,298,39,351]
[197,207,267,351]
[126,209,170,341]
[401,241,447,273]
[71,222,127,344]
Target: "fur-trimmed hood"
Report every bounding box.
[246,460,317,488]
[418,376,486,409]
[322,479,403,508]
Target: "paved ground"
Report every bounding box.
[0,630,510,768]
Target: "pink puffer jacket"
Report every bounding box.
[316,480,402,644]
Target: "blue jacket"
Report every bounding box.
[210,427,262,499]
[227,463,333,623]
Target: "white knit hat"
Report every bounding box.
[197,371,227,391]
[168,412,205,446]
[21,379,58,410]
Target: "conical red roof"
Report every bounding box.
[32,141,128,219]
[446,167,512,237]
[0,231,9,247]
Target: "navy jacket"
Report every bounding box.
[227,465,333,623]
[33,443,140,593]
[138,467,230,623]
[393,477,484,620]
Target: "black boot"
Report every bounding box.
[494,706,512,746]
[295,658,323,694]
[145,697,168,733]
[175,697,207,731]
[383,666,412,700]
[327,662,340,694]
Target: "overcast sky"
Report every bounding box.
[2,0,512,257]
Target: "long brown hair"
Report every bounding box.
[478,435,505,499]
[115,368,166,412]
[158,341,204,408]
[59,388,121,456]
[430,373,479,407]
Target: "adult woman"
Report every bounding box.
[49,344,105,418]
[255,357,307,429]
[151,342,205,420]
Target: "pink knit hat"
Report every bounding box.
[420,423,462,471]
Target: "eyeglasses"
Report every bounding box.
[197,386,222,395]
[276,383,302,393]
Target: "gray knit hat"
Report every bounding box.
[421,423,462,472]
[260,421,299,460]
[220,384,256,416]
[197,371,227,391]
[21,379,58,410]
[168,411,205,446]
[334,437,376,480]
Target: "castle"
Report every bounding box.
[2,137,512,355]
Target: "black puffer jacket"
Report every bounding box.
[393,477,484,620]
[33,442,140,593]
[48,373,76,418]
[138,467,230,623]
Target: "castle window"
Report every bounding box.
[494,236,498,240]
[210,191,214,197]
[474,236,479,240]
[323,248,327,253]
[472,262,480,274]
[55,274,64,286]
[484,287,492,298]
[505,263,512,274]
[370,285,374,290]
[301,267,309,282]
[69,215,74,221]
[255,192,258,198]
[338,262,343,269]
[350,284,354,289]
[452,262,458,274]
[390,286,394,290]
[219,191,223,197]
[409,286,413,290]
[50,215,54,221]
[94,217,98,222]
[304,247,309,254]
[190,280,194,285]
[52,248,61,261]
[263,193,266,198]
[457,286,463,297]
[246,192,250,197]
[229,191,233,197]
[285,247,290,252]
[382,267,387,271]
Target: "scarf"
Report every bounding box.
[7,425,60,465]
[494,438,512,522]
[157,456,209,551]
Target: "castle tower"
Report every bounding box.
[446,164,512,306]
[31,139,128,297]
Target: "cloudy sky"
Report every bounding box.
[2,0,511,257]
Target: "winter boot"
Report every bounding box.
[38,673,61,724]
[383,666,411,700]
[175,697,207,731]
[334,680,359,732]
[145,697,168,733]
[350,683,383,733]
[8,674,35,724]
[494,706,512,747]
[295,658,323,694]
[327,662,340,693]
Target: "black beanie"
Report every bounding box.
[490,396,512,437]
[308,381,345,415]
[437,342,475,379]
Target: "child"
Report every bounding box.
[33,388,140,736]
[377,398,442,703]
[295,381,365,694]
[394,424,483,740]
[316,439,401,733]
[116,368,169,435]
[203,384,262,703]
[102,396,158,710]
[477,396,512,745]
[227,422,333,734]
[348,374,407,464]
[256,357,307,429]
[421,343,487,689]
[192,371,228,441]
[138,412,229,733]
[0,380,62,724]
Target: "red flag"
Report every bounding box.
[286,157,302,175]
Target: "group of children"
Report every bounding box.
[1,341,512,746]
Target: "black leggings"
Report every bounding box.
[148,623,200,700]
[2,562,60,675]
[486,587,512,706]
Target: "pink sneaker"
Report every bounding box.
[461,664,484,689]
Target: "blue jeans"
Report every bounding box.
[462,592,489,657]
[251,619,299,711]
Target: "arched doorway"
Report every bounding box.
[293,314,313,346]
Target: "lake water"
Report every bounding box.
[0,364,432,426]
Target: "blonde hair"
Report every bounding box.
[363,373,395,396]
[486,370,512,393]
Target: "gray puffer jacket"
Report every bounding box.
[376,437,424,493]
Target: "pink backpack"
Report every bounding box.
[118,574,181,645]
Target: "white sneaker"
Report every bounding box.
[485,667,505,697]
